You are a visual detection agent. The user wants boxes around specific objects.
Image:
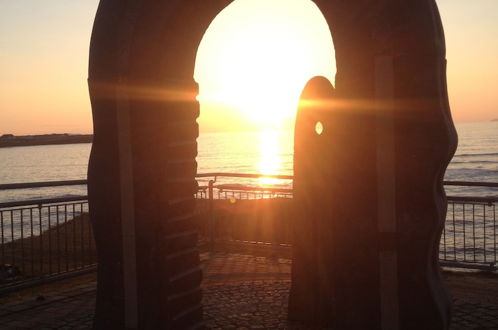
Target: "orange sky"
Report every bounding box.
[0,0,497,135]
[195,0,335,132]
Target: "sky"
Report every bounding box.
[0,0,497,135]
[195,0,335,132]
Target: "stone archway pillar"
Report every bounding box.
[290,1,457,329]
[88,1,230,329]
[88,1,456,329]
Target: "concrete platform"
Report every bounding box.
[0,253,497,329]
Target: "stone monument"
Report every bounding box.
[88,1,456,329]
[290,1,457,329]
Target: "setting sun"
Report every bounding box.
[195,0,336,131]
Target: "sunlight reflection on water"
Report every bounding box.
[0,122,496,202]
[196,129,294,189]
[258,130,283,186]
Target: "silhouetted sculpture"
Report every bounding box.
[88,0,456,329]
[290,1,457,328]
[88,2,228,329]
[290,77,336,326]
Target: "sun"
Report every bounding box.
[195,0,335,131]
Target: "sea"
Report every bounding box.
[0,121,497,202]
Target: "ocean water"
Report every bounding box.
[0,121,497,202]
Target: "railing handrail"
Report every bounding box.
[0,180,87,191]
[196,172,294,180]
[443,181,498,188]
[446,196,498,204]
[214,184,293,194]
[2,177,496,206]
[1,175,497,203]
[0,195,88,209]
[2,175,497,189]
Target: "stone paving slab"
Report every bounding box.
[0,253,497,329]
[204,280,498,330]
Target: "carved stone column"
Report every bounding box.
[88,1,232,329]
[290,1,456,329]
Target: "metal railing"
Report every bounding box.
[442,196,497,270]
[195,174,498,271]
[0,181,94,293]
[1,174,496,291]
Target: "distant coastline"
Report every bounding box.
[0,134,92,148]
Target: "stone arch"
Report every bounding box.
[88,1,456,329]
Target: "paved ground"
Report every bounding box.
[0,253,497,329]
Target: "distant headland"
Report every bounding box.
[0,133,92,148]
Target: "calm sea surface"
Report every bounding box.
[0,121,497,202]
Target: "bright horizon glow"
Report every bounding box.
[195,0,335,132]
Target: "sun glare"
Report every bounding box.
[258,130,282,184]
[195,0,335,131]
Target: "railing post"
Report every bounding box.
[208,180,215,253]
